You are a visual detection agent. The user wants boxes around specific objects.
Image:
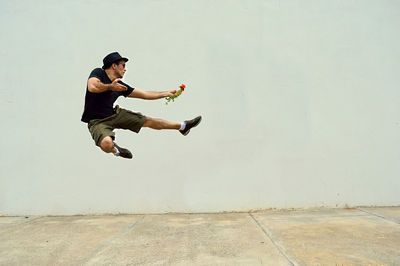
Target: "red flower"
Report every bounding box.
[179,84,186,91]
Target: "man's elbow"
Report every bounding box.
[88,82,103,93]
[88,84,97,93]
[87,78,103,93]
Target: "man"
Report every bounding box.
[81,52,202,159]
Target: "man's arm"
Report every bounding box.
[87,77,128,93]
[128,88,177,100]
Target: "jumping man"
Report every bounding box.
[81,52,202,159]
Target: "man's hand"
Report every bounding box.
[110,78,127,92]
[165,90,177,97]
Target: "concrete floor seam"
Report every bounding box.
[1,208,399,265]
[248,213,297,266]
[357,209,400,225]
[79,215,146,265]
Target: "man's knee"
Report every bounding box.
[100,136,114,153]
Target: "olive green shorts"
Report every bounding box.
[87,105,147,147]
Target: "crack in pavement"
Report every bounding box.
[249,213,297,266]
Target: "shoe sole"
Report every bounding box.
[183,116,202,136]
[114,143,133,159]
[120,153,133,159]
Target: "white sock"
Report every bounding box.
[114,146,120,156]
[180,122,186,131]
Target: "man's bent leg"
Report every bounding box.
[99,137,132,159]
[100,136,116,154]
[143,117,181,130]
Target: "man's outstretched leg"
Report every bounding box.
[100,136,133,159]
[143,116,202,135]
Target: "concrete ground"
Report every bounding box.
[0,207,399,265]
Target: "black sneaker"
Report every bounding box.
[180,116,202,136]
[113,143,133,159]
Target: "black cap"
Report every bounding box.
[102,52,129,69]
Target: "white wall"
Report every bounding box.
[1,0,399,215]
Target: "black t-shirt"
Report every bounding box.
[81,68,134,123]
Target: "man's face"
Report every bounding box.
[114,60,127,78]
